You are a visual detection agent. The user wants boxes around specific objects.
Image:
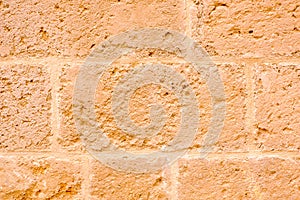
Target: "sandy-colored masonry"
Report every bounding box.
[0,0,299,199]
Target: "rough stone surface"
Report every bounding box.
[58,51,186,152]
[250,157,300,199]
[190,0,300,57]
[0,0,186,57]
[254,64,300,151]
[94,52,182,152]
[163,62,248,153]
[61,51,247,153]
[58,64,84,151]
[178,157,300,199]
[202,63,247,152]
[0,156,83,199]
[1,0,300,198]
[0,64,51,151]
[178,158,253,199]
[89,159,168,200]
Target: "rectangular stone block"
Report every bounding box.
[250,157,300,199]
[0,156,83,199]
[89,159,168,199]
[57,64,83,151]
[178,158,253,199]
[189,0,300,57]
[190,63,248,152]
[59,56,249,153]
[253,63,300,151]
[178,156,300,199]
[0,0,186,57]
[0,64,52,151]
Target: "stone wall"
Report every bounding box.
[0,0,299,199]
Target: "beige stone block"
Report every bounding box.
[0,64,51,151]
[253,63,300,151]
[178,158,253,199]
[178,156,300,199]
[250,157,300,199]
[0,0,186,57]
[89,159,168,199]
[189,0,300,57]
[0,156,83,199]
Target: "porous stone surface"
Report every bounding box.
[0,0,186,57]
[189,0,300,57]
[178,157,300,199]
[59,51,248,153]
[208,63,247,152]
[89,159,168,199]
[253,64,300,151]
[1,0,299,199]
[250,157,300,199]
[0,156,83,199]
[0,64,51,151]
[57,64,84,152]
[178,158,253,199]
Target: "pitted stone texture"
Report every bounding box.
[178,158,253,199]
[58,64,85,152]
[96,59,247,153]
[254,64,300,151]
[250,157,300,199]
[95,61,181,152]
[0,0,186,57]
[205,63,247,152]
[58,50,183,152]
[0,64,51,151]
[58,58,181,152]
[178,157,300,199]
[190,0,300,57]
[59,50,248,153]
[168,62,247,153]
[0,156,83,199]
[89,159,168,200]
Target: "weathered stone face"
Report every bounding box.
[0,0,299,199]
[0,156,83,199]
[0,0,186,57]
[189,0,300,57]
[0,64,51,151]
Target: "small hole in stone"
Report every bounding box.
[4,26,10,31]
[90,44,95,48]
[249,30,253,34]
